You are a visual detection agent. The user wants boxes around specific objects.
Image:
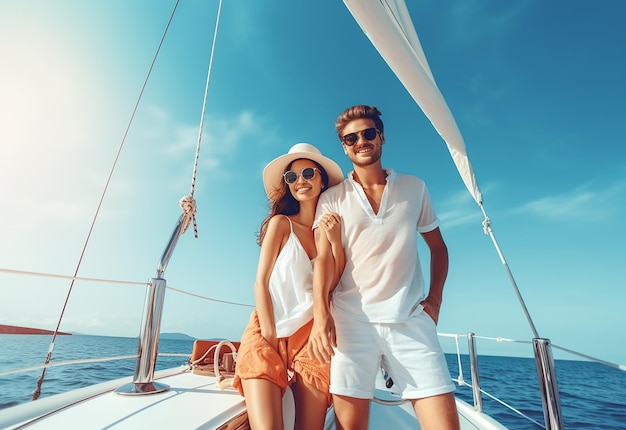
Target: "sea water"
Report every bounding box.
[0,335,192,408]
[0,334,625,429]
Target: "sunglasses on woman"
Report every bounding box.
[341,127,379,146]
[283,167,317,184]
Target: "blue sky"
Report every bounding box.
[1,1,624,365]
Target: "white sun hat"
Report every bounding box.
[262,143,344,199]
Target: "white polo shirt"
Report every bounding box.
[314,169,439,323]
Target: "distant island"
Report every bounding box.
[0,324,71,336]
[0,325,197,339]
[160,332,195,341]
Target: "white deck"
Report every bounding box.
[0,366,508,429]
[1,368,245,429]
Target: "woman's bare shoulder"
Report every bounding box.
[266,214,290,235]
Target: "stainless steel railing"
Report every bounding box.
[464,333,564,429]
[116,214,186,395]
[467,333,483,412]
[534,338,564,429]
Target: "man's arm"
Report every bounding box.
[421,227,448,325]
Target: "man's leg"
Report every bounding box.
[332,394,370,430]
[329,311,379,429]
[411,392,460,430]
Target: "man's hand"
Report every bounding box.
[308,311,336,364]
[421,296,441,325]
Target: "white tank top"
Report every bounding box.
[270,216,315,337]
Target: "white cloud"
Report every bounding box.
[518,181,626,221]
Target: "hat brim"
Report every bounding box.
[263,150,343,199]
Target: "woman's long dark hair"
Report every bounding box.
[257,158,329,246]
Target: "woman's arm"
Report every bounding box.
[253,215,288,350]
[319,212,345,292]
[309,226,337,363]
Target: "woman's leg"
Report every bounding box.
[241,378,284,430]
[292,377,329,430]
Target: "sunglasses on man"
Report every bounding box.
[283,167,317,184]
[341,127,379,146]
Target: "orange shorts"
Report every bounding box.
[233,310,331,406]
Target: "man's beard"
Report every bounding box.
[350,146,382,167]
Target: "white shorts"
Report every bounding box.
[329,309,455,400]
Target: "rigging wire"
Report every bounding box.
[389,0,541,339]
[480,206,540,339]
[31,0,182,401]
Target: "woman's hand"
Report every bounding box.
[319,212,342,246]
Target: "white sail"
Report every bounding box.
[342,0,556,345]
[343,0,483,205]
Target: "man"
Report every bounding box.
[309,105,460,429]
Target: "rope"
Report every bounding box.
[473,335,532,345]
[0,267,148,286]
[190,344,218,367]
[179,195,197,235]
[0,352,190,378]
[30,0,182,401]
[167,285,254,308]
[180,0,224,238]
[0,267,253,307]
[1,356,139,378]
[213,340,237,390]
[188,340,237,390]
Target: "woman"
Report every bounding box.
[233,143,344,430]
